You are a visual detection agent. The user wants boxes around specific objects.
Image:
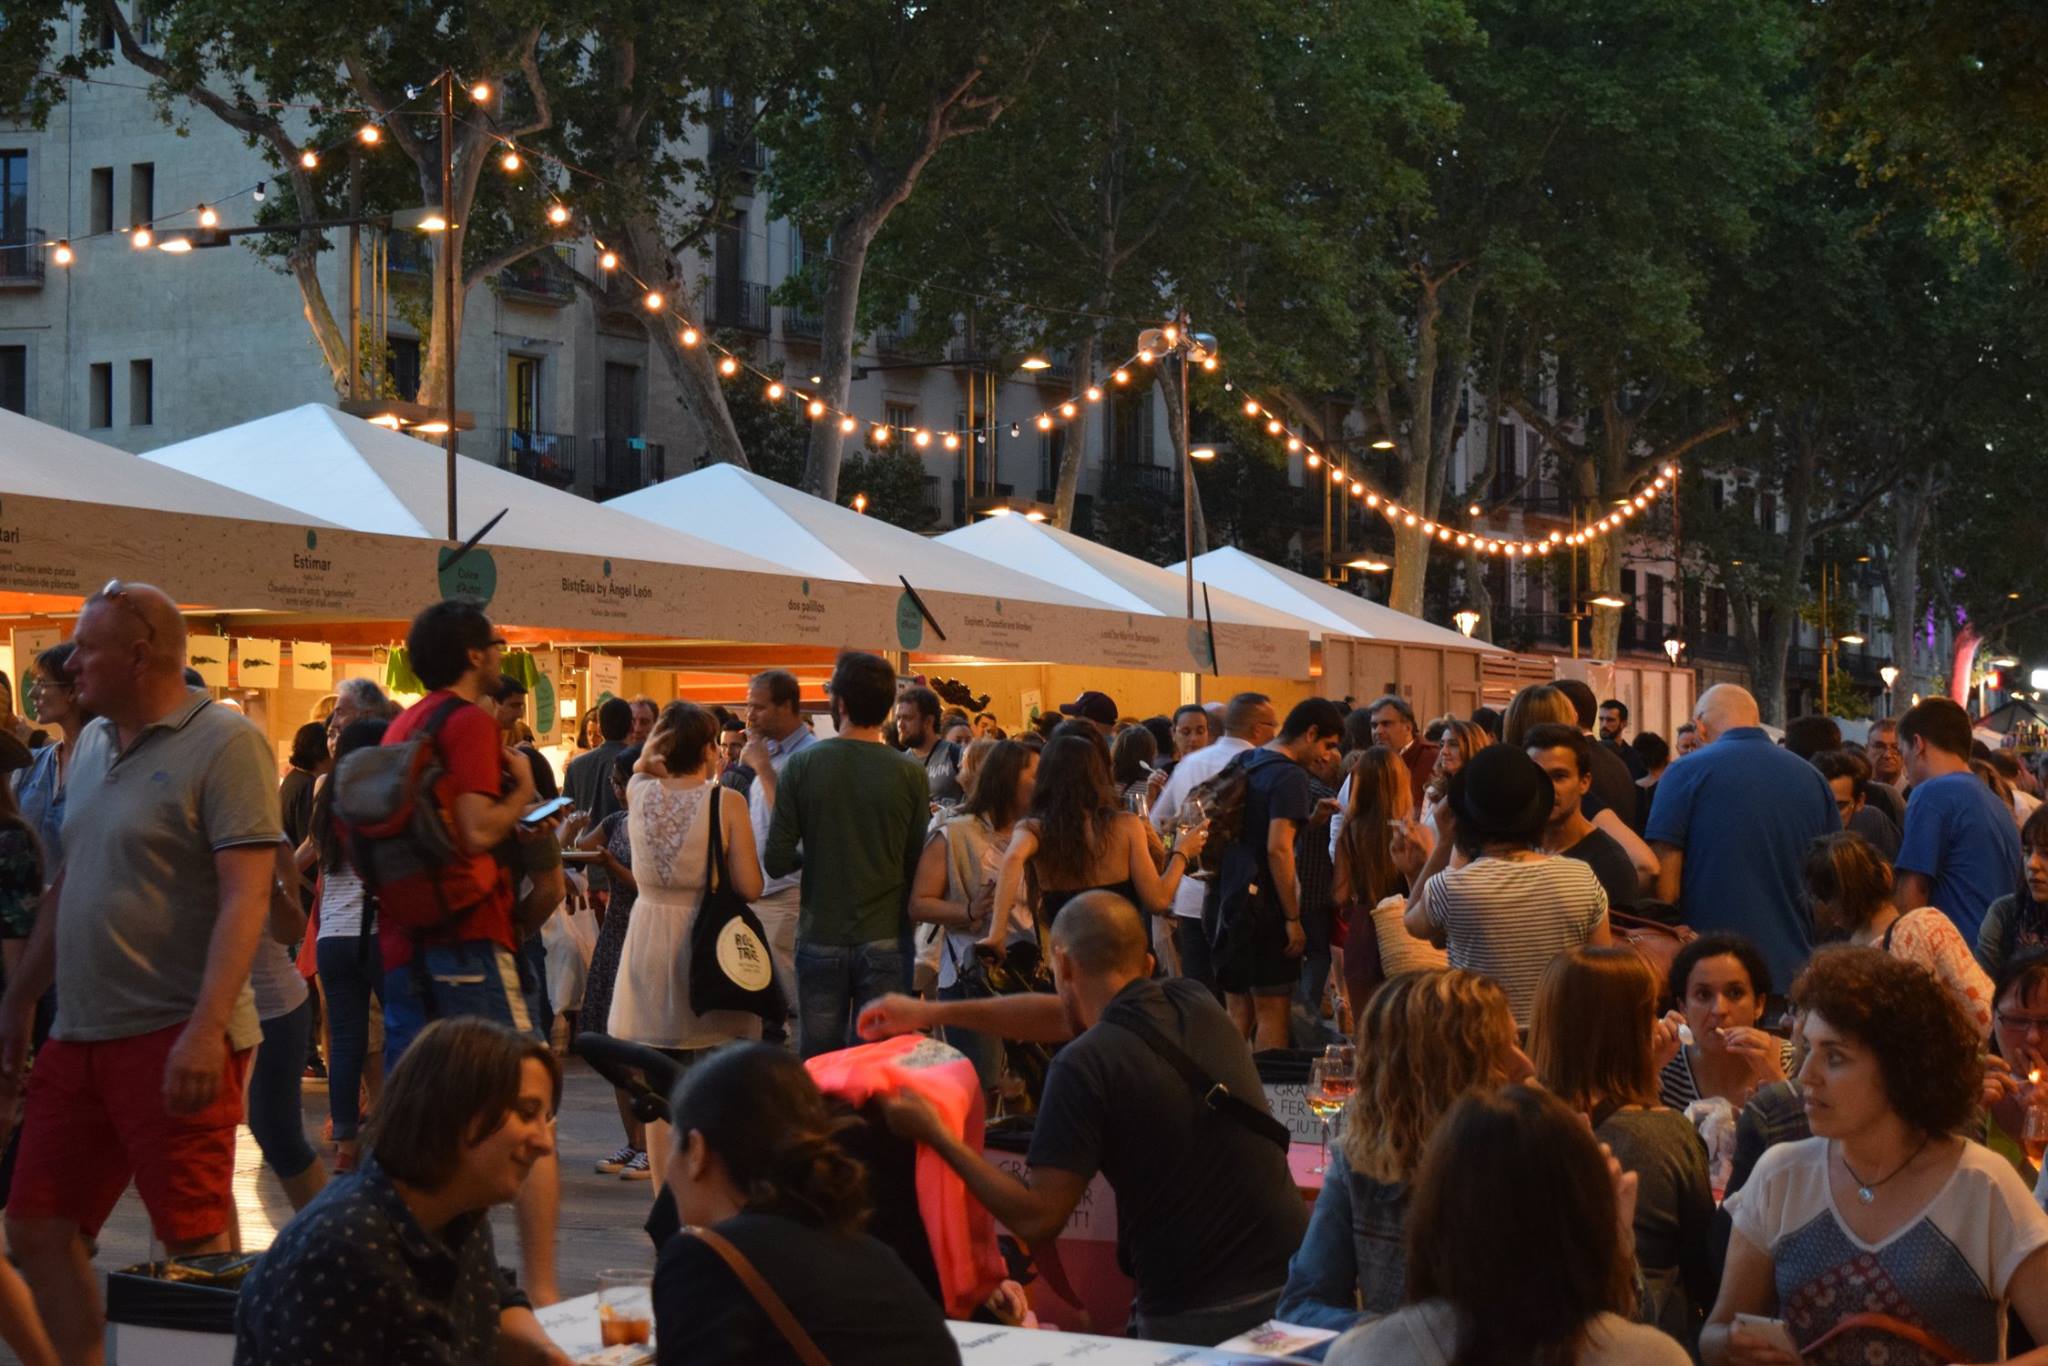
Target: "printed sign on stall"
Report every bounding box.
[587,653,622,705]
[235,638,282,690]
[186,635,230,689]
[290,641,333,692]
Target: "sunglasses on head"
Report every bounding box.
[97,579,157,642]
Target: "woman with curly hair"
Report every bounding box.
[1276,970,1524,1331]
[655,1043,958,1363]
[1704,946,2048,1365]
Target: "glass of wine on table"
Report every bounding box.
[1306,1049,1355,1175]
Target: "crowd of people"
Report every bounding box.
[0,582,2045,1363]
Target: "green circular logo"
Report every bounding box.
[994,599,1003,614]
[895,591,926,650]
[437,546,497,606]
[306,530,318,550]
[533,673,557,734]
[602,559,613,578]
[801,579,812,597]
[1187,623,1216,672]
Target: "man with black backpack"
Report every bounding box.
[1215,697,1344,1050]
[859,891,1306,1344]
[348,599,565,1304]
[1149,692,1276,994]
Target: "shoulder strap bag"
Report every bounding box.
[1100,998,1291,1151]
[1798,1310,1965,1364]
[683,1225,829,1366]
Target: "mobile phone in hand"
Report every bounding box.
[520,796,573,825]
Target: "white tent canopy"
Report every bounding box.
[1173,545,1504,653]
[608,463,1104,610]
[143,404,785,574]
[0,406,334,525]
[937,515,1312,633]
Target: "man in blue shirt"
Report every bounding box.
[1893,696,2021,942]
[1646,685,1839,991]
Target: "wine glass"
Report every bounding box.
[1305,1057,1346,1175]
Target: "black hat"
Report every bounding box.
[1447,743,1554,845]
[1058,690,1118,726]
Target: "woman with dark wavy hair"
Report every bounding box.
[656,1043,958,1364]
[979,734,1205,949]
[1704,946,2048,1365]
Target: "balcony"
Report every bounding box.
[479,429,670,500]
[1028,346,1076,386]
[875,309,920,357]
[783,303,824,342]
[709,124,765,175]
[1486,476,1573,519]
[0,230,47,287]
[1099,462,1178,503]
[707,277,769,333]
[496,245,575,306]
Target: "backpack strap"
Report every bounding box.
[1099,998,1290,1151]
[684,1225,829,1366]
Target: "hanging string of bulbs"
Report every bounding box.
[27,75,1682,551]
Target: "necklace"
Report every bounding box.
[1835,1134,1933,1204]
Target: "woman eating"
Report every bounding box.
[1803,829,1993,1036]
[1327,1084,1689,1364]
[1703,945,2048,1365]
[1278,969,1523,1332]
[1532,947,1717,1345]
[1660,933,1794,1112]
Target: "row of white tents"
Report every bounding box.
[0,402,1502,716]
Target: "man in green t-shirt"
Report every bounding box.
[765,650,929,1057]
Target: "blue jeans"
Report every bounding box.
[315,936,380,1141]
[382,940,537,1069]
[795,938,909,1059]
[248,1000,319,1180]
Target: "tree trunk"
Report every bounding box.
[1755,602,1797,726]
[1052,331,1099,527]
[286,248,351,395]
[1888,470,1934,701]
[615,215,748,469]
[1461,551,1493,641]
[1951,626,1981,709]
[799,212,877,500]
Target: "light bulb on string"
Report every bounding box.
[1112,369,1130,386]
[501,149,522,172]
[1085,386,1102,402]
[1266,419,1283,436]
[1286,437,1301,452]
[253,181,266,203]
[1163,324,1179,345]
[197,205,218,228]
[52,240,73,266]
[717,356,739,377]
[1244,400,1261,417]
[839,416,858,434]
[943,433,960,450]
[1036,414,1054,432]
[358,125,381,145]
[299,149,319,169]
[1201,357,1217,371]
[914,430,931,448]
[547,203,570,226]
[806,399,826,419]
[598,251,618,271]
[871,425,890,445]
[1353,482,1365,496]
[678,326,699,347]
[642,290,664,311]
[765,381,784,401]
[1306,453,1321,469]
[1137,349,1154,364]
[470,82,492,102]
[1059,402,1077,419]
[130,226,153,249]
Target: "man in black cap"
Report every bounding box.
[1057,689,1118,740]
[1396,743,1612,1027]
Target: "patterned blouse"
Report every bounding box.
[232,1157,528,1364]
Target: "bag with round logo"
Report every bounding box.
[688,790,788,1021]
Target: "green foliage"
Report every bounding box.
[836,447,935,533]
[717,356,808,486]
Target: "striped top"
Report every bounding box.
[1659,1037,1799,1112]
[1420,854,1609,1026]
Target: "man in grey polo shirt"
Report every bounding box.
[0,581,282,1364]
[742,668,814,1036]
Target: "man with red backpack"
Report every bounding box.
[350,598,564,1303]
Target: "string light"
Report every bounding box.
[765,381,785,401]
[1059,402,1077,419]
[547,203,570,226]
[130,226,152,249]
[358,125,381,145]
[1085,386,1103,402]
[717,356,739,377]
[678,326,699,347]
[839,416,858,434]
[806,398,827,419]
[1036,414,1054,432]
[197,205,218,228]
[1112,369,1130,386]
[501,149,522,172]
[642,289,664,311]
[52,240,72,265]
[871,425,890,444]
[598,251,618,271]
[943,433,961,450]
[299,149,319,169]
[914,430,932,448]
[470,82,492,102]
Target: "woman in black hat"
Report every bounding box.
[1394,743,1612,1027]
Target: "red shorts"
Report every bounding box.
[7,1023,251,1244]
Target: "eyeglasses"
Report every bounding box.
[96,579,157,642]
[28,678,71,693]
[1997,1011,2048,1035]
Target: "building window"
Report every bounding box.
[90,167,113,235]
[1039,427,1066,495]
[87,362,112,428]
[0,152,25,246]
[884,401,916,435]
[94,11,116,50]
[128,358,152,426]
[1646,572,1665,624]
[0,346,25,415]
[128,162,154,228]
[132,1,155,44]
[385,336,420,399]
[506,354,541,431]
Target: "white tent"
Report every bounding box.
[0,406,334,525]
[1174,545,1504,652]
[143,404,786,575]
[609,463,1101,609]
[938,515,1313,633]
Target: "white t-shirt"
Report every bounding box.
[1328,1301,1688,1366]
[1420,854,1608,1025]
[314,863,369,941]
[1726,1137,2048,1364]
[1150,737,1251,919]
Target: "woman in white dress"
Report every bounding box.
[608,701,766,1087]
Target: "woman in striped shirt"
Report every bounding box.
[1659,932,1796,1112]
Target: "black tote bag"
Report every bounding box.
[687,788,788,1022]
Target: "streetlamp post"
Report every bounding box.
[1880,663,1899,718]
